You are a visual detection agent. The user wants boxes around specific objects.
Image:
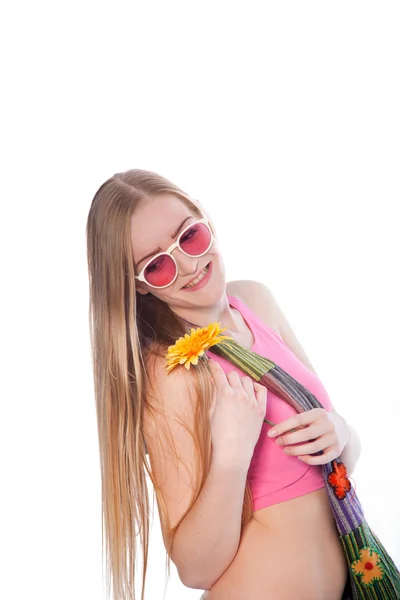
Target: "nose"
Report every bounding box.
[173,248,199,277]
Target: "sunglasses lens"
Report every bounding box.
[179,222,212,255]
[144,254,177,287]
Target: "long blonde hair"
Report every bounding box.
[85,169,253,600]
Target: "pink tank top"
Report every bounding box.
[208,295,333,511]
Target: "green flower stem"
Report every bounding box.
[263,419,297,435]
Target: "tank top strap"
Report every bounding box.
[227,294,252,316]
[227,294,256,323]
[227,293,285,345]
[227,293,266,327]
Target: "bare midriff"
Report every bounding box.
[201,486,348,600]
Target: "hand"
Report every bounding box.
[208,359,268,469]
[267,408,350,465]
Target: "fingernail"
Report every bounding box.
[268,429,277,437]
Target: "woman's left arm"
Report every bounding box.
[253,282,362,475]
[230,281,363,474]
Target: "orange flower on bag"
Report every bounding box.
[351,548,384,586]
[327,459,351,499]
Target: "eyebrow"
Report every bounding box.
[135,216,193,268]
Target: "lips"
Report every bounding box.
[182,262,210,289]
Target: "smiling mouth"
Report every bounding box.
[182,262,211,289]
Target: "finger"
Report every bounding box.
[282,434,335,456]
[253,382,267,410]
[226,370,245,389]
[298,445,340,465]
[240,376,257,401]
[208,359,229,392]
[275,423,326,446]
[267,409,323,438]
[253,381,268,395]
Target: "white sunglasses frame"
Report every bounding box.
[134,217,214,289]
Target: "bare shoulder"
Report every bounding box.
[225,279,281,335]
[144,350,196,416]
[226,280,318,376]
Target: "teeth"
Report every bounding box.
[184,264,209,288]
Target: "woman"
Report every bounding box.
[86,169,361,600]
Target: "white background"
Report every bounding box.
[1,2,399,599]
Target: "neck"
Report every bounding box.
[173,294,242,335]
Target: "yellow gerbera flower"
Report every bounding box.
[165,323,233,373]
[351,547,384,586]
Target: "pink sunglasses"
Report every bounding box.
[134,217,214,289]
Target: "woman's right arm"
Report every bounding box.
[172,451,250,589]
[144,357,266,590]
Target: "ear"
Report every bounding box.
[136,287,149,296]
